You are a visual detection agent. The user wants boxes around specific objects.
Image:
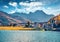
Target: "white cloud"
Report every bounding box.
[8,8,27,14]
[30,0,58,5]
[9,10,16,14]
[8,2,44,14]
[4,5,9,8]
[16,8,27,13]
[19,2,43,7]
[19,2,44,13]
[9,2,17,7]
[8,2,60,16]
[43,7,60,16]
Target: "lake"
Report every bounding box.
[0,31,60,42]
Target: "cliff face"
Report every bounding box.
[54,14,60,20]
[49,14,60,24]
[54,14,60,24]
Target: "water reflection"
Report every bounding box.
[0,31,60,42]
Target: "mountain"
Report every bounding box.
[0,11,23,25]
[11,10,54,22]
[10,13,30,23]
[0,10,54,25]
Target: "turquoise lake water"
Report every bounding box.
[0,31,60,42]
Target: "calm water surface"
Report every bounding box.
[0,31,60,42]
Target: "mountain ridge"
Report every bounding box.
[11,10,54,22]
[0,11,24,25]
[0,10,54,25]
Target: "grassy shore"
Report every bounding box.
[0,26,36,30]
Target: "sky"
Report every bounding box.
[0,0,60,16]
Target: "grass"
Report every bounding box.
[0,26,35,30]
